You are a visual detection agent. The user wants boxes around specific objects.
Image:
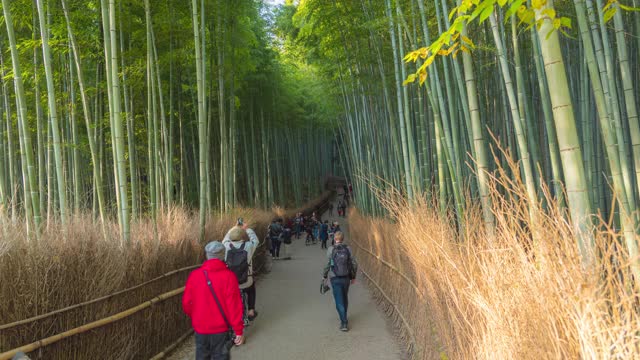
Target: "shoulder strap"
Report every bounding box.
[240,242,246,250]
[203,270,233,331]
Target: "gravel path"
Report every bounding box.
[167,202,404,360]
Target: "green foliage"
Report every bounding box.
[404,0,573,85]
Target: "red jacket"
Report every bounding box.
[182,259,244,336]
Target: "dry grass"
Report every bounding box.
[349,173,640,359]
[0,189,333,359]
[0,204,286,359]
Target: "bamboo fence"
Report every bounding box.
[348,211,446,360]
[0,288,186,360]
[0,189,336,359]
[0,265,200,331]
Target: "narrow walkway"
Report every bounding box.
[168,201,404,359]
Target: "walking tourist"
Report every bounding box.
[322,231,358,331]
[268,218,284,259]
[223,221,260,322]
[281,224,293,260]
[294,213,304,238]
[329,221,341,246]
[182,241,245,359]
[319,220,329,249]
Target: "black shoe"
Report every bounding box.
[340,323,348,332]
[248,311,259,321]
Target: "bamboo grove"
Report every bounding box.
[283,0,640,274]
[0,0,338,242]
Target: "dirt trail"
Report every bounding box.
[168,199,404,359]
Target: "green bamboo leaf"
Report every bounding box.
[603,7,617,23]
[619,4,640,11]
[479,3,494,23]
[542,8,556,20]
[403,73,417,85]
[505,0,525,19]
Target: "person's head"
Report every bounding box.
[334,231,344,244]
[228,227,247,242]
[204,241,226,261]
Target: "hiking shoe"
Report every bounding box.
[340,323,348,332]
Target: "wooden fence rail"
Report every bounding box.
[0,189,338,359]
[0,287,186,360]
[0,265,199,331]
[349,239,422,353]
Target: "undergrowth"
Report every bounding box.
[0,207,270,359]
[349,171,639,359]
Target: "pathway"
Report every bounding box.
[168,199,404,359]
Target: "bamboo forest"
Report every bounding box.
[2,0,640,359]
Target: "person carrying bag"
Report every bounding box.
[204,270,238,352]
[182,241,245,360]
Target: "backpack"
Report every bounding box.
[269,223,282,239]
[331,245,352,277]
[282,228,292,244]
[226,243,249,284]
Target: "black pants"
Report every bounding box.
[271,239,282,257]
[243,283,256,311]
[195,332,231,360]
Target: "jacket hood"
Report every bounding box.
[201,258,228,272]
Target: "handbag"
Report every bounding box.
[320,277,330,294]
[203,270,236,351]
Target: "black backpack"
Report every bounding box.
[331,245,352,277]
[282,228,292,244]
[226,243,249,284]
[269,223,282,239]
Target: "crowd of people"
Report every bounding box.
[181,185,357,359]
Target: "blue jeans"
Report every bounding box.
[330,277,350,324]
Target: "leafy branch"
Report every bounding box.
[403,0,572,86]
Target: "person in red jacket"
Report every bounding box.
[183,241,244,359]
